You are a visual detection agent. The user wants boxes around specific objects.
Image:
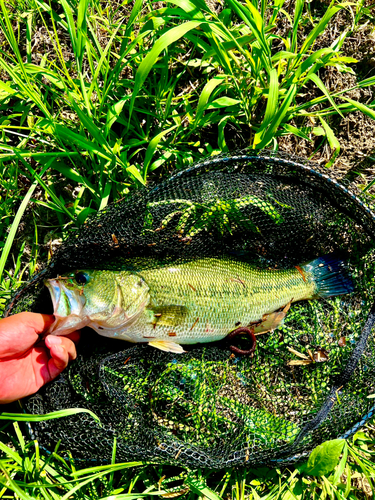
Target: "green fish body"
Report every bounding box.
[46,256,353,353]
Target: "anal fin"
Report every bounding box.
[254,300,292,335]
[148,340,186,354]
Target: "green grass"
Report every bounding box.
[1,418,375,499]
[1,0,375,496]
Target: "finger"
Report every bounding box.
[45,334,80,354]
[47,353,68,381]
[44,330,81,349]
[13,312,55,335]
[46,336,78,368]
[0,312,55,358]
[46,337,78,381]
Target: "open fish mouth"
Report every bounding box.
[45,278,89,335]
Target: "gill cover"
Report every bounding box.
[45,270,151,337]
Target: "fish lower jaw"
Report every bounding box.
[49,315,90,336]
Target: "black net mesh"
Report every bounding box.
[6,149,375,468]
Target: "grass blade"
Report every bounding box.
[319,116,340,167]
[54,125,117,167]
[104,97,129,138]
[0,0,28,75]
[299,4,341,55]
[299,47,334,75]
[0,463,34,500]
[127,0,143,30]
[0,440,22,465]
[0,158,52,281]
[35,0,68,29]
[87,23,124,101]
[194,76,226,126]
[59,0,78,57]
[185,473,222,500]
[71,462,144,477]
[254,83,297,148]
[356,75,375,89]
[129,20,203,122]
[51,162,98,199]
[342,97,375,120]
[0,408,101,424]
[143,124,177,178]
[69,100,109,149]
[291,0,304,52]
[12,150,77,220]
[282,123,312,141]
[225,0,271,69]
[0,58,51,119]
[76,0,89,68]
[54,125,103,151]
[306,73,343,118]
[169,0,209,16]
[254,68,279,144]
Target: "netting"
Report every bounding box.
[6,149,375,468]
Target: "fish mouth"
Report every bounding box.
[45,279,89,335]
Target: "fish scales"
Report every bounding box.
[136,258,315,344]
[45,256,338,352]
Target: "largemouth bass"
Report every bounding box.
[45,256,353,353]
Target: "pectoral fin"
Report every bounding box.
[148,340,186,354]
[148,305,188,327]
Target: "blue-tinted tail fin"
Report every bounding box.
[301,255,354,298]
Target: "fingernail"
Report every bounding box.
[47,336,61,345]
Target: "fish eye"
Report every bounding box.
[74,271,90,285]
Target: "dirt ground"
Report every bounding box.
[278,4,375,184]
[2,2,375,177]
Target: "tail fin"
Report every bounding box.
[301,255,354,298]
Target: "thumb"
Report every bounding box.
[0,312,55,358]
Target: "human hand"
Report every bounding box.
[0,312,80,404]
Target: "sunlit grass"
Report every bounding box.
[1,417,375,498]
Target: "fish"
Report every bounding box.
[45,255,354,353]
